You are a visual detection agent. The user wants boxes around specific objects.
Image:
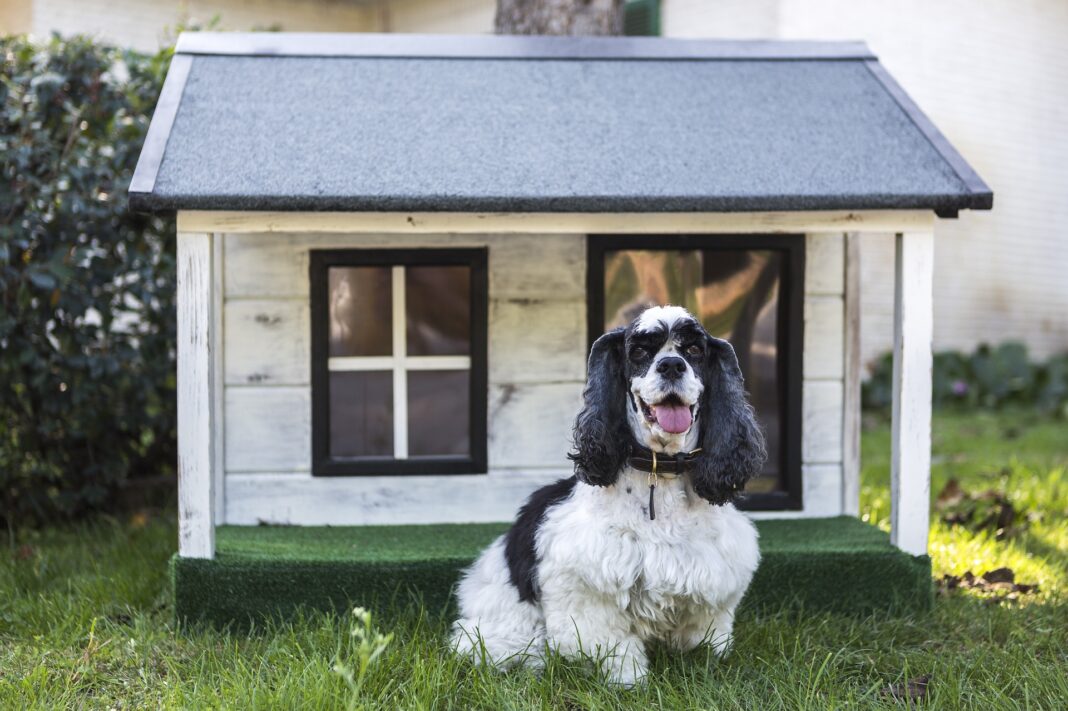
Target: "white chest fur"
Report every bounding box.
[535,470,760,639]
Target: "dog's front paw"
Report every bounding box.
[708,631,733,659]
[603,650,648,688]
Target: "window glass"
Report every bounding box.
[328,267,392,357]
[603,249,782,493]
[408,370,470,456]
[406,266,471,356]
[329,371,393,458]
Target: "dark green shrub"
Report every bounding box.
[1,35,175,528]
[863,341,1068,416]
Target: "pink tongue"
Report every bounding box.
[652,403,692,434]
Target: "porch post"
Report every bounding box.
[177,231,217,559]
[890,230,934,556]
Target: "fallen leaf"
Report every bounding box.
[982,567,1015,584]
[935,479,965,509]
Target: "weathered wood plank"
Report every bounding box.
[804,232,845,295]
[891,230,934,556]
[225,387,311,473]
[802,295,844,380]
[177,232,216,558]
[488,381,585,469]
[212,233,226,523]
[802,464,844,516]
[489,298,587,384]
[224,300,310,385]
[842,233,862,516]
[225,470,568,525]
[801,380,843,464]
[223,232,585,300]
[180,210,935,235]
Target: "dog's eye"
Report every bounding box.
[630,347,648,361]
[685,344,703,357]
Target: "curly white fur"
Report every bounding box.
[451,469,759,684]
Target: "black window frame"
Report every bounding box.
[310,248,488,477]
[587,234,804,511]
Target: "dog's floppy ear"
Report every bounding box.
[568,327,629,487]
[691,336,767,505]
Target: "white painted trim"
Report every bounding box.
[890,231,934,556]
[178,210,935,235]
[212,233,226,523]
[177,232,217,558]
[328,355,471,371]
[391,265,408,459]
[842,233,862,517]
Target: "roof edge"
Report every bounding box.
[863,60,993,210]
[129,54,193,197]
[128,191,991,216]
[174,32,876,61]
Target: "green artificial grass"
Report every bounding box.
[173,517,931,626]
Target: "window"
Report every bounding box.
[310,249,487,476]
[588,235,804,510]
[624,0,660,36]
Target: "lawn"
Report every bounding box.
[2,410,1066,709]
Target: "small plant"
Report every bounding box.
[863,342,1068,415]
[333,607,394,711]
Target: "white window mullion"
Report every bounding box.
[392,265,408,459]
[329,355,470,372]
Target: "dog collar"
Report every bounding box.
[627,445,702,477]
[627,445,702,521]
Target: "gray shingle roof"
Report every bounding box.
[129,32,992,215]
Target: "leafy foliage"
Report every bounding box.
[863,342,1068,414]
[0,35,175,528]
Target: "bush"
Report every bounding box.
[863,342,1068,415]
[1,35,175,528]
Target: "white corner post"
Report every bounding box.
[841,232,862,517]
[890,230,934,556]
[177,231,217,559]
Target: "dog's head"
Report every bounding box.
[568,305,767,505]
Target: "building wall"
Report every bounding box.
[18,0,377,51]
[0,0,33,35]
[662,0,1068,366]
[212,228,848,525]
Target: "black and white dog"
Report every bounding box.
[451,305,766,685]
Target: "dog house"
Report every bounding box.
[131,32,991,622]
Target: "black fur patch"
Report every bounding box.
[503,476,577,603]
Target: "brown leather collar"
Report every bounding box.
[627,444,702,477]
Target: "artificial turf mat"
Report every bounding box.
[173,517,931,626]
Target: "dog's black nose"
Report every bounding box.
[656,356,687,380]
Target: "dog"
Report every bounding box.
[451,305,766,685]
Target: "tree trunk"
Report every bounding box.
[495,0,624,36]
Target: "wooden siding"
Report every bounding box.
[214,229,852,524]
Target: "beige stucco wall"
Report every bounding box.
[0,0,33,35]
[17,0,377,51]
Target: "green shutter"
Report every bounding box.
[624,0,661,37]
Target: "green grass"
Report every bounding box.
[2,410,1067,709]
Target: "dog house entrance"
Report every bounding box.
[588,235,803,510]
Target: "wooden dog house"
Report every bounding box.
[130,32,991,621]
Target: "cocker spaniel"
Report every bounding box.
[452,305,766,685]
